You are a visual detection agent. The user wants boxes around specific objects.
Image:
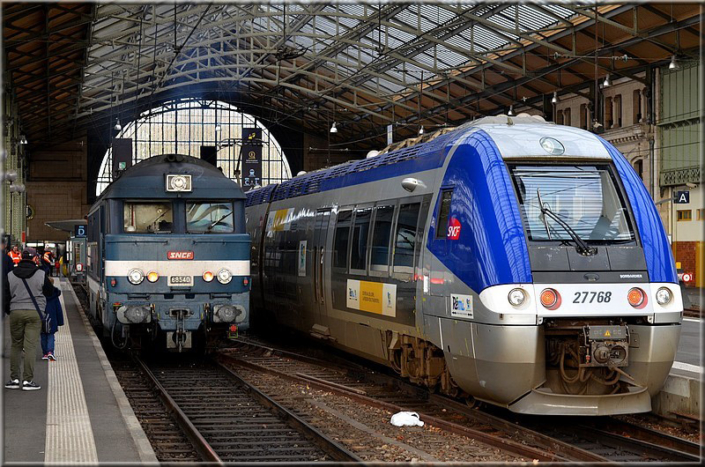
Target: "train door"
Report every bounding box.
[311,208,331,325]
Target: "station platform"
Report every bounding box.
[2,278,157,464]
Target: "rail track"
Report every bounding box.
[127,354,360,463]
[220,337,701,463]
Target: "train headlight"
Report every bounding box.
[127,269,144,285]
[655,287,672,305]
[507,288,526,307]
[217,268,232,284]
[147,271,159,283]
[627,287,647,308]
[203,271,214,282]
[540,288,561,310]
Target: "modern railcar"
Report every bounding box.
[245,115,682,415]
[87,154,250,352]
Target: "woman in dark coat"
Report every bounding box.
[41,285,64,361]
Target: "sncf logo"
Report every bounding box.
[167,251,194,260]
[447,217,461,240]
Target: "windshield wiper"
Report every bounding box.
[206,212,232,231]
[537,189,597,256]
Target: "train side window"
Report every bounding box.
[333,210,352,270]
[393,202,421,276]
[350,207,372,274]
[369,205,394,276]
[436,189,453,238]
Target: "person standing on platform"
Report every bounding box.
[2,237,13,277]
[41,279,64,361]
[8,244,21,267]
[41,249,54,276]
[3,248,53,391]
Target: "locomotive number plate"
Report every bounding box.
[572,291,612,304]
[168,275,193,287]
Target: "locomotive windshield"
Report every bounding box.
[511,165,635,243]
[186,202,234,233]
[124,202,173,233]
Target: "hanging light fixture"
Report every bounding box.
[329,122,338,133]
[551,91,559,104]
[507,105,514,116]
[215,124,222,132]
[603,74,610,87]
[114,118,122,131]
[19,135,27,145]
[669,55,679,70]
[418,125,424,135]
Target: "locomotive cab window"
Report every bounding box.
[511,165,636,244]
[124,202,173,233]
[186,202,234,233]
[436,189,453,238]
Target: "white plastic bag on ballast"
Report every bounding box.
[390,411,424,427]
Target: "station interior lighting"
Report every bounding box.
[669,55,679,70]
[418,125,424,135]
[114,118,122,131]
[19,135,27,145]
[603,74,610,87]
[507,105,514,116]
[551,91,559,104]
[215,124,221,132]
[329,122,338,133]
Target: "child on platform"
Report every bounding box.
[41,280,64,361]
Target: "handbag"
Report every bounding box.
[20,278,52,334]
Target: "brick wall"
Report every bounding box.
[25,137,90,241]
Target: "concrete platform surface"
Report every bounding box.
[2,278,157,464]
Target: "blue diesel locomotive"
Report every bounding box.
[87,154,250,351]
[245,115,682,415]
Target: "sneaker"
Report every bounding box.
[47,353,56,361]
[22,381,41,391]
[42,354,49,360]
[4,379,20,389]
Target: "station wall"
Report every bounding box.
[25,137,90,242]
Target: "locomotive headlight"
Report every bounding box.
[217,268,232,284]
[507,288,526,306]
[127,269,144,285]
[203,271,214,282]
[147,271,159,283]
[656,287,672,305]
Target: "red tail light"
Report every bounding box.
[628,287,647,308]
[540,288,561,310]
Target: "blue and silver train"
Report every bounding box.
[245,115,682,415]
[86,154,250,351]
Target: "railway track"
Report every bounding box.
[220,338,701,463]
[130,354,360,463]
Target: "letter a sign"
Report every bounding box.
[674,191,690,204]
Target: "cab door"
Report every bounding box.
[312,208,331,325]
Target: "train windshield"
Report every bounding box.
[186,202,234,233]
[124,202,173,233]
[511,165,635,243]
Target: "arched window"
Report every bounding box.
[96,99,291,195]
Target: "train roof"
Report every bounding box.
[96,154,245,202]
[246,116,615,207]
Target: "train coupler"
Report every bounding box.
[581,325,629,368]
[167,308,193,352]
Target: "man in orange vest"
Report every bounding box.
[8,245,21,267]
[42,250,54,276]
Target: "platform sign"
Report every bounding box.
[674,191,690,204]
[74,225,86,238]
[241,128,262,191]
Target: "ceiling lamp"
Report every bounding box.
[418,125,424,135]
[603,74,610,88]
[19,135,27,145]
[329,122,338,133]
[669,55,679,70]
[114,118,122,131]
[507,105,514,116]
[551,92,559,104]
